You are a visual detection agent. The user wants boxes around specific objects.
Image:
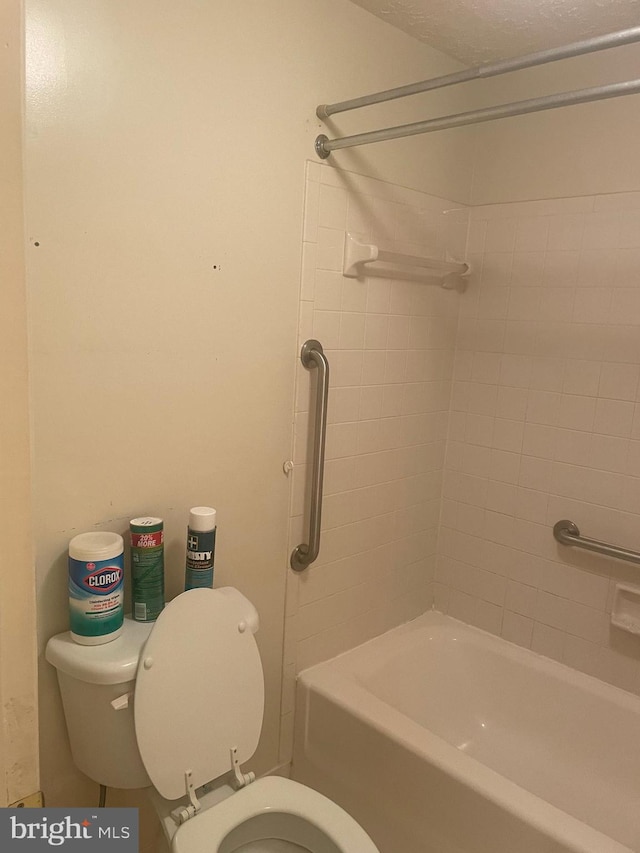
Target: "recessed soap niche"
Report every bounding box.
[611,584,640,635]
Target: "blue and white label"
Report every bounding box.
[69,554,124,639]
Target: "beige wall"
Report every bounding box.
[470,42,640,203]
[24,0,473,826]
[0,0,39,807]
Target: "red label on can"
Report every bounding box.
[131,531,164,548]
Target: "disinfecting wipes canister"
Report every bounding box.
[68,531,124,645]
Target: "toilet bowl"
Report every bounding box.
[173,776,376,852]
[46,587,379,853]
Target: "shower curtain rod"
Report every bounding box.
[315,78,640,158]
[316,26,640,119]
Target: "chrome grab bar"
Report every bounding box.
[290,340,329,572]
[553,519,640,566]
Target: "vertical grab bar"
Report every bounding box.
[290,340,329,572]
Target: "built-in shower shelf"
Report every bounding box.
[611,584,640,635]
[343,232,469,289]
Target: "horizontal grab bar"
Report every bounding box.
[342,232,469,286]
[553,519,640,566]
[376,247,467,274]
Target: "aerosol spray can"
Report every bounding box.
[184,507,217,590]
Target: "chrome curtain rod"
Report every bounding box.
[316,26,640,119]
[315,79,640,159]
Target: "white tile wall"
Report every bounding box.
[283,172,640,766]
[280,162,468,761]
[437,191,640,697]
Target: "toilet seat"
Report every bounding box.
[135,592,379,852]
[171,776,379,853]
[134,588,264,799]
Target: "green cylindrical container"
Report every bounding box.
[130,517,165,622]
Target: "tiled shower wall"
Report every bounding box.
[279,162,468,763]
[437,192,640,695]
[282,171,640,766]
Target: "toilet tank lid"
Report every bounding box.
[45,618,154,685]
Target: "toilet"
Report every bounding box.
[46,587,379,853]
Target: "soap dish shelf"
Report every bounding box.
[611,583,640,635]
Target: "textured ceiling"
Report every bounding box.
[348,0,640,65]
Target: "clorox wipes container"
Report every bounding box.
[68,531,124,645]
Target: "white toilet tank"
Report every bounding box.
[46,617,154,789]
[46,587,263,794]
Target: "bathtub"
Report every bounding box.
[292,610,640,853]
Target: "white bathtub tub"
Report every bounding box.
[292,610,640,853]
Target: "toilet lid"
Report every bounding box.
[134,588,264,800]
